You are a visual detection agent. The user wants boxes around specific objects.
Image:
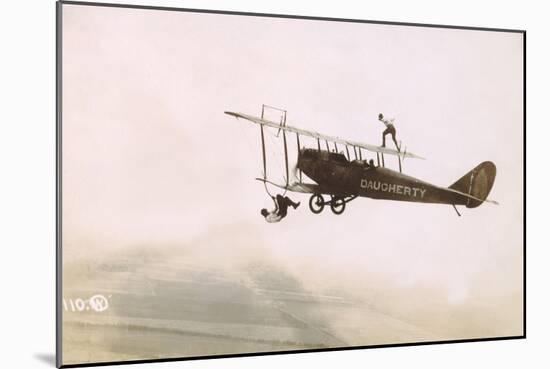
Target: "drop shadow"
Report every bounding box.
[34,353,56,367]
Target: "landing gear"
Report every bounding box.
[330,197,346,215]
[308,194,356,215]
[309,194,325,214]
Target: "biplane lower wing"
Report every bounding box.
[255,178,320,194]
[256,178,497,207]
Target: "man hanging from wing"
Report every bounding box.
[378,113,400,151]
[261,194,300,223]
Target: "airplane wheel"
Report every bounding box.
[309,194,325,214]
[330,197,346,215]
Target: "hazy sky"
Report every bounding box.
[62,4,523,308]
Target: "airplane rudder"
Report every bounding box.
[449,161,497,208]
[466,161,497,208]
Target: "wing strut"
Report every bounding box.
[260,125,267,179]
[296,133,302,182]
[283,129,289,186]
[397,141,402,173]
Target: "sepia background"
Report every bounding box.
[61,3,524,366]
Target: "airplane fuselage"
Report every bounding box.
[297,148,467,205]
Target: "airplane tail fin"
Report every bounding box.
[449,161,497,208]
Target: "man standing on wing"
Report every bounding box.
[378,113,400,151]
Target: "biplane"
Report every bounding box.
[224,105,497,216]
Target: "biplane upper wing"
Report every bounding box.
[225,111,425,160]
[255,178,320,194]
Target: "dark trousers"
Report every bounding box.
[276,195,299,217]
[382,125,399,149]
